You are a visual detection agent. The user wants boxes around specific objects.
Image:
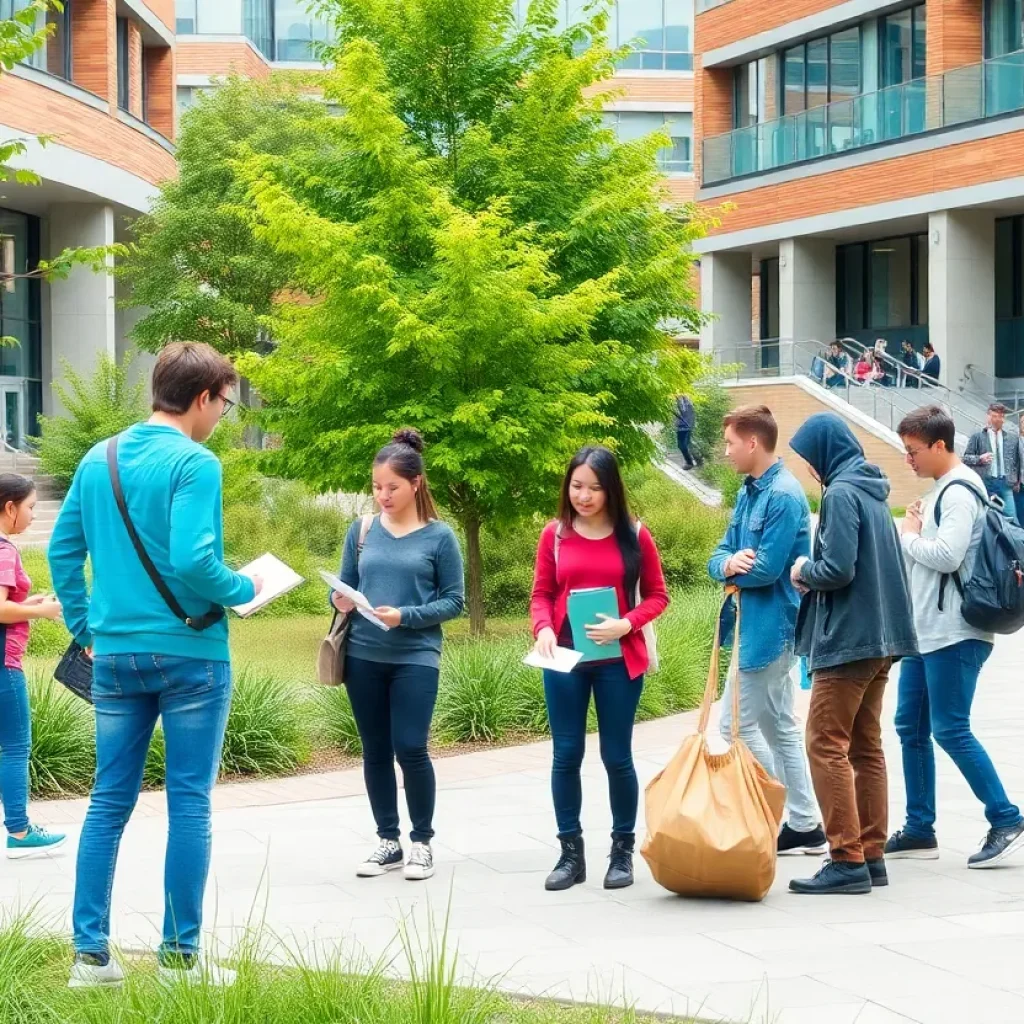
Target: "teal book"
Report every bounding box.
[567,587,621,663]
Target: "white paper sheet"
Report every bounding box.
[318,570,391,631]
[230,554,304,618]
[522,646,583,674]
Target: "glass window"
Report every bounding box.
[830,26,861,100]
[116,17,130,112]
[617,0,693,71]
[663,0,693,69]
[2,0,72,80]
[838,243,867,333]
[0,209,42,393]
[783,45,805,114]
[987,0,1023,57]
[996,219,1014,320]
[916,234,929,324]
[869,237,913,328]
[176,0,197,34]
[806,37,829,108]
[733,57,775,126]
[912,5,927,79]
[882,8,914,87]
[244,0,274,59]
[275,0,332,62]
[607,112,692,173]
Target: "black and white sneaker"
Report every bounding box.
[884,829,939,860]
[968,822,1024,869]
[404,842,435,880]
[777,823,827,856]
[356,839,403,877]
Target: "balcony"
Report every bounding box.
[703,51,1024,186]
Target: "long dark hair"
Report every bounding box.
[374,428,439,522]
[557,446,641,606]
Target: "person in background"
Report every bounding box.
[332,429,464,884]
[531,446,668,892]
[825,342,851,389]
[889,406,1024,868]
[674,393,697,471]
[854,350,882,385]
[963,403,1019,524]
[0,475,65,860]
[873,340,894,387]
[708,406,824,855]
[900,341,922,389]
[788,413,917,895]
[921,343,941,384]
[49,342,260,989]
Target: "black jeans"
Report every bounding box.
[676,428,695,467]
[345,656,439,843]
[543,660,643,840]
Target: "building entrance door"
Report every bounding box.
[0,383,26,451]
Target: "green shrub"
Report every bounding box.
[35,355,148,491]
[220,667,311,777]
[691,378,732,466]
[144,727,166,789]
[27,672,95,797]
[311,685,362,755]
[697,460,743,508]
[435,639,548,743]
[26,619,69,659]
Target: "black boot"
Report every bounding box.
[545,835,586,891]
[604,835,635,890]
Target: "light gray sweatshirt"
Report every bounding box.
[900,463,994,655]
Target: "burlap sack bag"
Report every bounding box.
[641,588,787,901]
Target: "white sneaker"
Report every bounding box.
[404,841,435,880]
[158,958,237,988]
[356,838,404,877]
[68,955,125,989]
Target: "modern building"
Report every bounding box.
[695,0,1024,398]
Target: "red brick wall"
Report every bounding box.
[145,45,175,141]
[128,21,143,119]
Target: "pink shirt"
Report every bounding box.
[0,542,31,670]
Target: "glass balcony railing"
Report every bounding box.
[703,51,1024,186]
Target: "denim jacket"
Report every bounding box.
[707,460,812,672]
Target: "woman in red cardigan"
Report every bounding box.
[530,446,669,892]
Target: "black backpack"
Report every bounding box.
[935,478,1024,634]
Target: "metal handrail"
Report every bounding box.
[961,363,1024,413]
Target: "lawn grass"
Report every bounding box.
[0,914,697,1024]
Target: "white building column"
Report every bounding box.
[928,209,995,389]
[699,251,752,355]
[779,237,835,344]
[48,203,116,407]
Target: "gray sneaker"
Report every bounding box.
[968,823,1024,869]
[68,954,125,989]
[404,841,435,880]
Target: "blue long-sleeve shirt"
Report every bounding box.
[48,423,254,662]
[707,459,811,671]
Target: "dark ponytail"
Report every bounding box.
[557,446,641,607]
[374,428,439,522]
[0,474,34,519]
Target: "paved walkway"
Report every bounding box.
[10,635,1024,1023]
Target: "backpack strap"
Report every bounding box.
[107,436,225,632]
[552,521,563,567]
[934,478,990,611]
[357,513,373,553]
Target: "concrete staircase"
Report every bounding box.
[1,452,62,549]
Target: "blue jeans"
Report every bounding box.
[73,655,232,959]
[895,640,1022,837]
[0,668,31,834]
[984,477,1018,524]
[345,656,439,844]
[676,428,695,468]
[544,661,643,839]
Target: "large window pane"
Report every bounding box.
[176,0,197,34]
[244,0,274,59]
[3,0,70,79]
[838,243,866,333]
[916,234,929,325]
[869,237,913,328]
[116,17,129,111]
[0,209,42,392]
[883,8,913,87]
[987,0,1023,57]
[830,26,861,100]
[662,112,693,171]
[806,37,829,108]
[912,5,927,80]
[275,0,332,62]
[783,45,805,114]
[664,0,693,64]
[618,0,664,53]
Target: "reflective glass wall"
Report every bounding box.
[2,0,72,80]
[245,0,274,59]
[274,0,332,61]
[603,111,693,171]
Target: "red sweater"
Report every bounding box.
[530,521,670,680]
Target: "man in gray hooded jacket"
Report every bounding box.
[787,413,917,895]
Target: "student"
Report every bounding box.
[889,406,1024,868]
[900,341,922,389]
[854,350,882,385]
[530,446,668,892]
[707,405,824,855]
[49,342,260,989]
[674,394,697,470]
[788,413,917,895]
[0,475,65,859]
[921,343,941,384]
[963,403,1019,524]
[824,342,850,389]
[331,429,464,883]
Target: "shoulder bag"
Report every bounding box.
[54,434,227,703]
[317,513,374,686]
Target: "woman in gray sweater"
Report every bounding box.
[331,429,464,882]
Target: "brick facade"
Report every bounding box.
[128,21,144,119]
[176,41,272,79]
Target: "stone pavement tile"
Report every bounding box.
[702,922,863,956]
[829,916,975,944]
[812,957,1024,1024]
[851,1006,921,1024]
[670,976,864,1024]
[944,908,1024,934]
[737,941,921,981]
[883,934,1024,991]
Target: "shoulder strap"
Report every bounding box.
[934,478,990,525]
[357,513,373,555]
[552,520,563,566]
[106,436,224,632]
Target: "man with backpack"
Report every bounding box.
[888,405,1024,868]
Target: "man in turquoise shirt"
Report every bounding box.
[49,343,260,990]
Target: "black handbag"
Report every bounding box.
[53,435,226,702]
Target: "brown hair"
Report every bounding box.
[897,405,955,451]
[989,402,1008,414]
[722,404,779,453]
[151,342,239,415]
[374,428,439,522]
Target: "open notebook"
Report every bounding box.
[230,554,304,618]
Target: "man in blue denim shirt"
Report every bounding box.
[708,405,823,854]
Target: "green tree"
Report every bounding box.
[116,77,337,356]
[231,0,708,633]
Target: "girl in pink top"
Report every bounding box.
[0,475,65,859]
[530,446,668,893]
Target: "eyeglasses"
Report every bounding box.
[218,395,236,419]
[904,443,933,460]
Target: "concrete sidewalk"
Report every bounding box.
[9,634,1024,1023]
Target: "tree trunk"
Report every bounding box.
[464,514,486,636]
